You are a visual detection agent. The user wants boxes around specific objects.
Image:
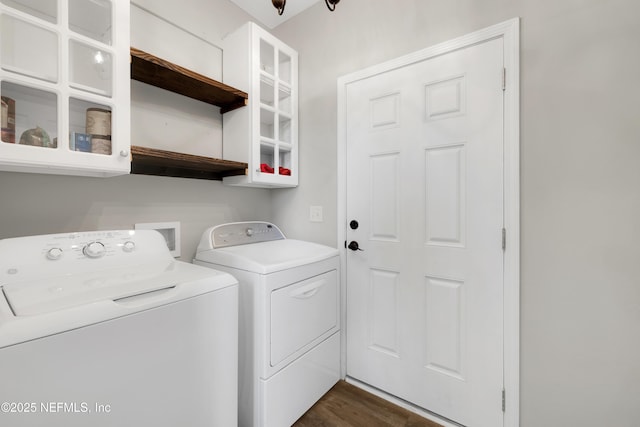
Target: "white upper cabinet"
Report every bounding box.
[222,22,298,188]
[0,0,130,177]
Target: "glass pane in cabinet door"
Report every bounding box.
[0,14,58,82]
[69,0,112,45]
[278,51,291,84]
[260,108,274,140]
[260,39,274,75]
[278,84,291,114]
[278,147,292,176]
[1,81,57,148]
[259,143,274,174]
[69,98,111,155]
[0,0,57,24]
[260,75,274,107]
[278,115,291,144]
[69,40,112,96]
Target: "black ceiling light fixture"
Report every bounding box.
[272,0,340,16]
[325,0,340,11]
[272,0,286,15]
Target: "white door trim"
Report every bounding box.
[337,18,520,427]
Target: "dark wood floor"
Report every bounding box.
[293,380,443,427]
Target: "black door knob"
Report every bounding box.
[350,220,359,230]
[348,241,363,251]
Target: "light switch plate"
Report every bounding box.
[309,206,323,222]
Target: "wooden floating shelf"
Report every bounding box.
[129,49,249,181]
[130,146,247,181]
[130,47,248,114]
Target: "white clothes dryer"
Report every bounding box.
[0,230,238,427]
[194,222,340,427]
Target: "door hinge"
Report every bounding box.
[502,228,506,251]
[502,388,506,412]
[502,68,506,91]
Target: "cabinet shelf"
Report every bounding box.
[130,146,247,181]
[130,47,248,113]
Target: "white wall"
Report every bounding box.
[270,1,640,426]
[0,0,271,262]
[0,172,269,260]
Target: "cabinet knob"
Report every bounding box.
[120,150,129,157]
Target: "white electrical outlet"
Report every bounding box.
[309,206,323,222]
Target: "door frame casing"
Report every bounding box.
[337,18,520,427]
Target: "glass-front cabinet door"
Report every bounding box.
[223,22,298,188]
[0,0,130,176]
[257,36,295,185]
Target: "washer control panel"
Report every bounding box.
[211,222,285,248]
[35,230,140,262]
[0,230,172,285]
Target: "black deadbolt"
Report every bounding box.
[349,220,359,230]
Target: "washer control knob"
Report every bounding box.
[246,228,254,237]
[122,241,136,253]
[83,241,106,258]
[46,247,64,260]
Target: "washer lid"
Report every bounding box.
[195,239,339,274]
[2,261,234,317]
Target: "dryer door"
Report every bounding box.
[270,270,338,366]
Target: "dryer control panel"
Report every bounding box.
[209,222,285,249]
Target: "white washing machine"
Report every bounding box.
[194,222,341,427]
[0,229,238,427]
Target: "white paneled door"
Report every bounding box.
[346,38,504,427]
